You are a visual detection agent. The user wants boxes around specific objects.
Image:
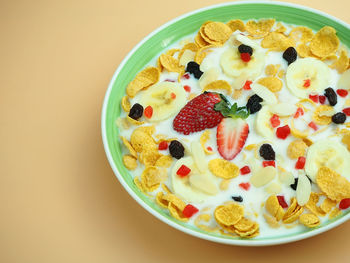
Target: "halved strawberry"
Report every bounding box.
[216,118,249,160]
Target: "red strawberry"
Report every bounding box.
[216,118,249,160]
[173,92,224,135]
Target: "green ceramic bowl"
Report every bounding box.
[101,1,350,245]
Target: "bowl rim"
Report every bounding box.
[101,0,350,246]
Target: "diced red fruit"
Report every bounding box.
[276,125,291,139]
[337,89,348,97]
[343,107,350,116]
[303,79,311,88]
[183,85,191,92]
[206,146,213,152]
[217,118,249,160]
[144,106,153,119]
[240,53,251,62]
[240,165,251,175]
[294,107,304,118]
[277,195,288,208]
[165,79,175,82]
[176,165,191,177]
[182,73,190,79]
[339,198,350,210]
[262,160,276,168]
[270,114,280,128]
[309,94,319,103]
[243,80,253,90]
[171,92,176,99]
[319,95,326,104]
[308,121,318,131]
[295,156,306,169]
[182,204,199,218]
[158,141,168,150]
[239,182,251,191]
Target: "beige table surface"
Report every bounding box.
[2,0,350,262]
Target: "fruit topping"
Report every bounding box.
[239,182,251,191]
[303,79,311,88]
[343,107,350,116]
[128,103,144,120]
[277,195,288,208]
[295,156,306,169]
[243,80,253,90]
[144,105,153,119]
[158,141,168,150]
[238,44,253,56]
[270,114,280,128]
[319,95,326,104]
[339,198,350,210]
[337,89,348,97]
[232,195,243,202]
[240,52,251,62]
[186,61,203,79]
[324,87,337,106]
[308,94,318,103]
[262,160,276,168]
[240,166,251,175]
[182,73,190,79]
[169,140,185,159]
[246,94,263,114]
[184,85,191,92]
[182,204,199,218]
[176,164,191,177]
[332,112,347,124]
[308,121,318,131]
[259,144,275,160]
[294,107,304,118]
[276,125,291,139]
[282,47,297,65]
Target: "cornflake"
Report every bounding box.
[126,67,160,98]
[310,26,340,58]
[130,129,156,153]
[214,203,244,225]
[312,105,334,125]
[122,154,137,170]
[202,21,232,45]
[287,139,308,159]
[155,155,173,168]
[299,213,320,228]
[121,96,131,112]
[246,19,275,38]
[342,133,350,151]
[261,32,294,52]
[204,80,232,94]
[208,159,239,179]
[331,48,349,73]
[305,192,326,217]
[257,76,283,92]
[226,19,245,32]
[265,64,280,76]
[126,115,145,126]
[289,26,314,43]
[141,166,167,192]
[282,197,303,224]
[265,195,284,221]
[120,136,137,158]
[159,54,184,73]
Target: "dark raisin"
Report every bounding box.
[128,103,143,120]
[238,44,253,56]
[290,178,298,191]
[193,69,203,79]
[246,94,263,114]
[324,87,337,106]
[332,112,347,124]
[186,61,203,79]
[259,144,275,160]
[169,140,185,159]
[283,47,297,65]
[232,196,243,202]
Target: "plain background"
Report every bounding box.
[2,0,350,262]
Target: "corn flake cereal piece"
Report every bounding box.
[202,22,232,45]
[289,26,314,43]
[161,183,172,194]
[122,154,137,170]
[245,144,257,151]
[320,198,337,214]
[299,213,320,227]
[200,130,213,155]
[277,69,285,79]
[310,26,340,58]
[141,166,167,192]
[116,117,130,130]
[195,32,210,47]
[178,43,199,58]
[302,137,313,146]
[232,89,243,99]
[246,19,275,38]
[263,213,280,228]
[159,54,183,73]
[156,192,169,208]
[305,192,326,217]
[342,133,350,151]
[135,125,155,136]
[316,166,350,201]
[163,194,188,222]
[134,176,145,192]
[165,48,180,57]
[220,179,231,191]
[296,42,315,58]
[287,139,308,159]
[234,217,255,232]
[188,93,197,101]
[329,207,342,219]
[283,206,303,224]
[126,67,160,98]
[261,32,294,51]
[312,105,333,125]
[257,76,283,92]
[121,96,131,112]
[126,115,145,126]
[226,19,245,32]
[274,22,287,33]
[130,130,156,153]
[139,149,162,166]
[214,203,244,226]
[120,136,137,158]
[155,155,173,168]
[208,159,239,179]
[291,118,310,139]
[235,222,259,238]
[195,45,214,64]
[265,195,283,219]
[331,48,349,73]
[204,80,232,94]
[265,64,280,76]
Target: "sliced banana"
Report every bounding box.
[286,58,331,98]
[251,83,277,105]
[305,139,350,182]
[338,68,350,90]
[139,82,187,122]
[198,67,220,89]
[220,34,265,80]
[255,105,274,139]
[191,141,207,173]
[269,103,297,116]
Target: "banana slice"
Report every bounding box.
[255,105,274,139]
[286,58,331,98]
[269,103,297,116]
[139,82,187,122]
[305,139,350,182]
[220,34,265,80]
[338,68,350,90]
[251,83,277,105]
[191,141,208,173]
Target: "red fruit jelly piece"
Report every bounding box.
[240,166,251,175]
[182,73,190,79]
[239,182,251,191]
[276,125,291,139]
[277,196,288,208]
[337,89,348,97]
[319,95,326,104]
[176,165,191,177]
[295,156,306,169]
[182,204,199,218]
[262,160,276,168]
[240,53,251,62]
[308,121,318,131]
[158,141,168,150]
[243,80,252,90]
[294,107,304,118]
[184,85,191,92]
[144,106,153,119]
[270,114,280,128]
[309,94,319,103]
[343,107,350,116]
[303,79,311,88]
[339,198,350,210]
[206,146,213,152]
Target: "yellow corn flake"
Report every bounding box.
[208,159,239,179]
[246,19,275,38]
[265,195,283,220]
[159,54,184,73]
[214,203,244,226]
[235,221,259,238]
[310,26,340,58]
[161,183,172,194]
[226,19,245,32]
[200,130,213,155]
[156,56,164,72]
[289,26,314,43]
[265,64,280,76]
[261,32,295,52]
[156,192,169,209]
[312,105,333,125]
[316,166,350,202]
[283,205,303,224]
[245,144,257,151]
[331,48,349,73]
[194,32,210,47]
[287,139,308,159]
[291,118,310,139]
[204,80,232,94]
[320,198,337,214]
[232,88,243,99]
[141,166,167,192]
[130,130,156,153]
[322,54,338,62]
[155,155,173,168]
[178,43,199,62]
[234,217,255,232]
[274,22,287,33]
[296,42,315,58]
[121,96,131,112]
[122,154,137,170]
[136,125,155,136]
[263,213,280,228]
[342,133,350,151]
[305,192,326,217]
[257,76,283,92]
[299,213,320,228]
[126,67,160,98]
[302,137,313,146]
[329,207,342,219]
[139,149,162,166]
[163,194,188,222]
[120,136,137,158]
[277,69,285,79]
[134,176,145,192]
[165,48,180,57]
[220,179,231,191]
[126,115,145,126]
[202,21,232,45]
[194,45,214,64]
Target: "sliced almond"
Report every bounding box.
[191,141,207,173]
[250,166,277,187]
[189,172,218,195]
[296,173,311,206]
